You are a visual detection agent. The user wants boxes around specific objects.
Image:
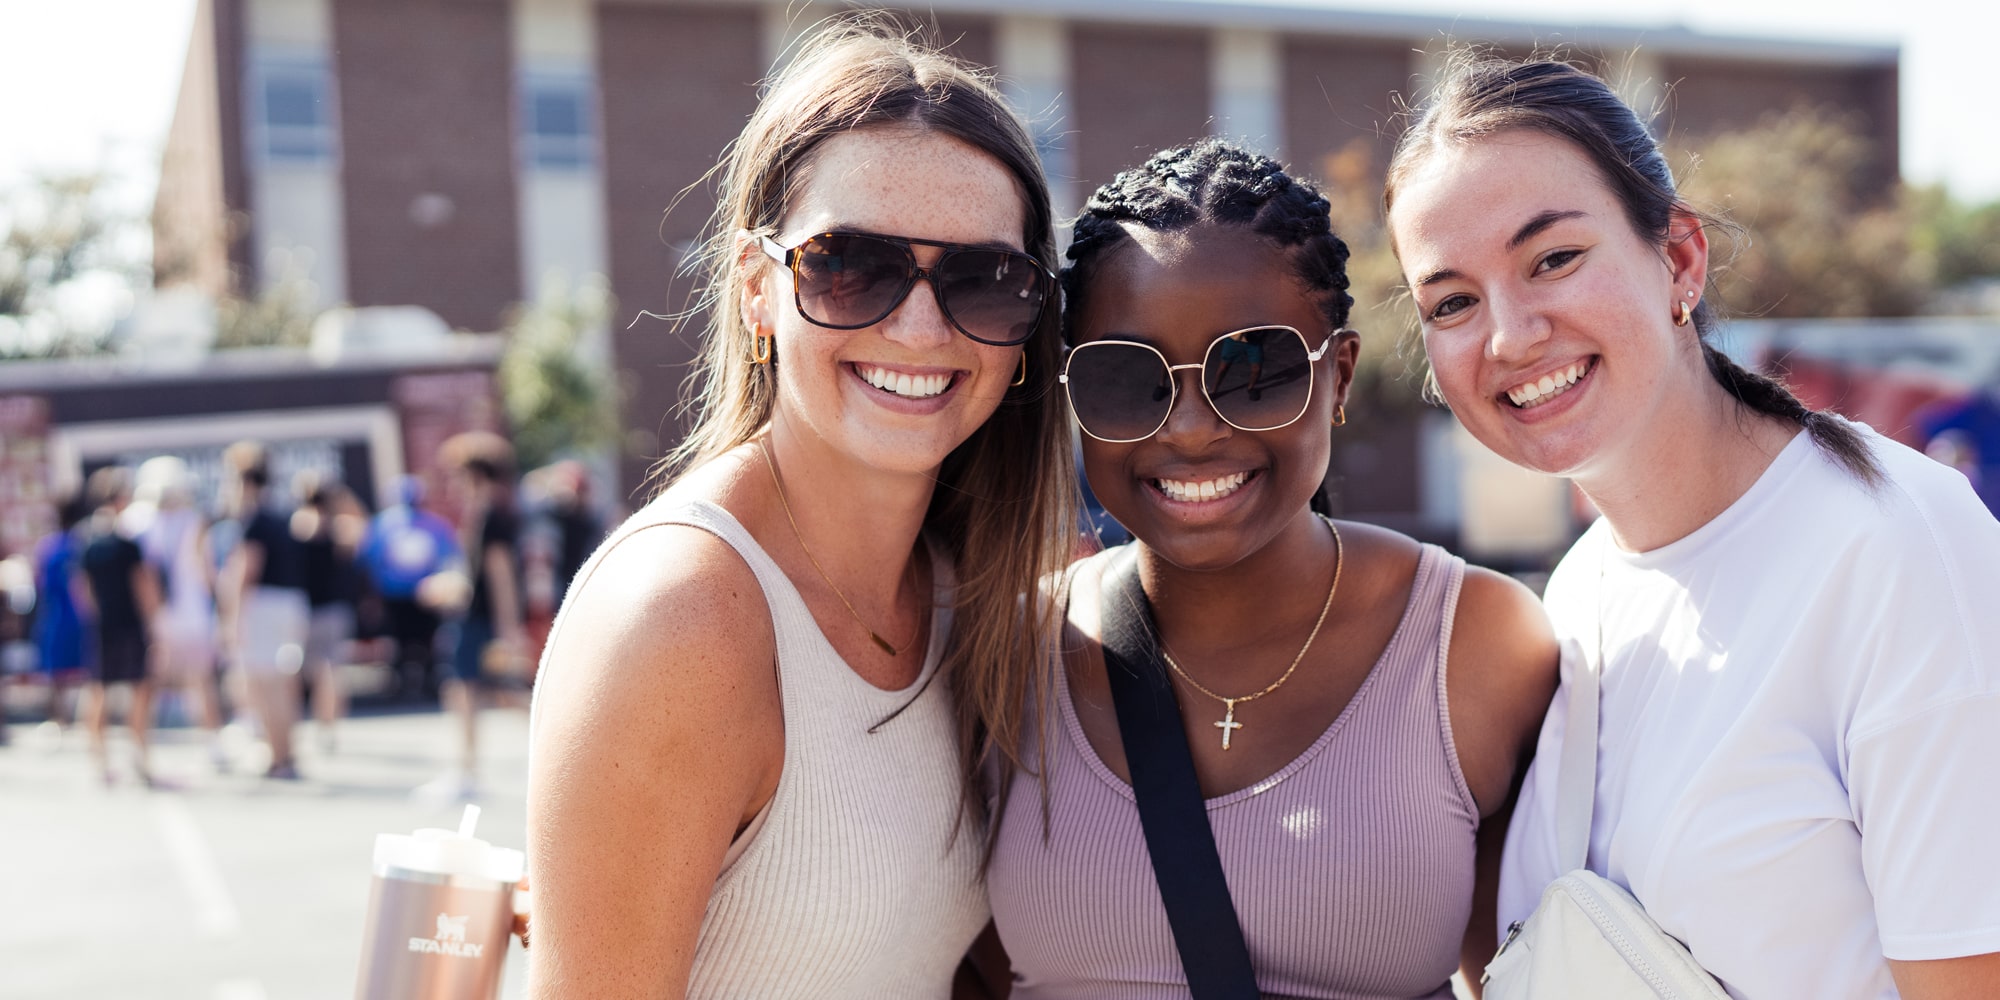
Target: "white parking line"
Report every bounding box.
[152,796,242,938]
[213,979,268,1000]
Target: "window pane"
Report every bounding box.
[270,132,328,160]
[531,91,584,138]
[532,143,588,169]
[266,77,323,129]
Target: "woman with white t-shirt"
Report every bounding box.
[1384,57,2000,997]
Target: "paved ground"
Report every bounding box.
[1,702,532,1000]
[2,688,1483,1000]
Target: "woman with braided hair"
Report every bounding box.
[1386,57,2000,997]
[979,137,1559,998]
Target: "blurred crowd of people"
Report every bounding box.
[0,433,605,797]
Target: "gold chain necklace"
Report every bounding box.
[1158,516,1343,750]
[758,438,918,657]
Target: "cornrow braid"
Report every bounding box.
[1062,137,1354,344]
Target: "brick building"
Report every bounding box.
[153,0,1900,519]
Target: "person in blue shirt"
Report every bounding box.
[30,493,92,735]
[1917,388,2000,517]
[359,475,461,699]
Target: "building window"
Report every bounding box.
[520,72,595,171]
[253,53,336,164]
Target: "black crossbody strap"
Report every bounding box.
[1097,547,1261,1000]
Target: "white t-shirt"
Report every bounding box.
[1498,424,2000,999]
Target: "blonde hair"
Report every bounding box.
[653,18,1079,839]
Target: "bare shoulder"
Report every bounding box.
[1451,566,1557,681]
[1322,520,1423,616]
[537,514,779,747]
[538,448,779,748]
[1446,564,1560,815]
[1327,518,1422,561]
[524,500,785,994]
[531,511,783,828]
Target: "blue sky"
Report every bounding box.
[2,0,1995,211]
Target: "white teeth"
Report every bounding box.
[1154,472,1250,503]
[859,365,950,398]
[1506,360,1589,408]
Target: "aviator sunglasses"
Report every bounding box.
[756,230,1057,347]
[1060,325,1339,442]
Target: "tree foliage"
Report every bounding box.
[1317,138,1428,416]
[1671,106,1933,319]
[212,254,318,350]
[1909,185,2000,289]
[0,171,136,358]
[498,275,622,471]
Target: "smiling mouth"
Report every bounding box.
[1506,358,1593,409]
[855,363,954,399]
[1152,470,1253,503]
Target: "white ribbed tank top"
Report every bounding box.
[531,498,989,998]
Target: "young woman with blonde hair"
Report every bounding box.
[525,21,1076,998]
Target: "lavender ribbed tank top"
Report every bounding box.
[987,544,1478,1000]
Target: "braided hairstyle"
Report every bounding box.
[1385,56,1882,486]
[1063,137,1354,344]
[1063,138,1356,514]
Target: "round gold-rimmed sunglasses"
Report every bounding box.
[1060,325,1340,443]
[754,230,1056,347]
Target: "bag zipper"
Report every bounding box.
[1479,920,1524,985]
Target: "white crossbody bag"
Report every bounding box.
[1480,638,1733,999]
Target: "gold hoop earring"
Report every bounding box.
[1675,301,1693,327]
[751,330,772,364]
[1332,405,1347,428]
[1011,354,1027,387]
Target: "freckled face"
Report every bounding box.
[746,127,1032,476]
[1389,131,1699,479]
[1070,225,1356,572]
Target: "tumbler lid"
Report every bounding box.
[374,805,525,882]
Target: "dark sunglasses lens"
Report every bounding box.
[936,250,1048,346]
[792,234,911,327]
[1066,343,1173,441]
[1204,327,1313,429]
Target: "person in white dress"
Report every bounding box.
[125,456,227,771]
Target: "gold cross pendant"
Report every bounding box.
[1214,699,1243,750]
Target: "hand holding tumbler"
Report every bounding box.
[356,805,524,1000]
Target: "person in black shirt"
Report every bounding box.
[74,467,162,786]
[220,441,310,780]
[416,431,526,802]
[542,459,604,608]
[292,471,363,753]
